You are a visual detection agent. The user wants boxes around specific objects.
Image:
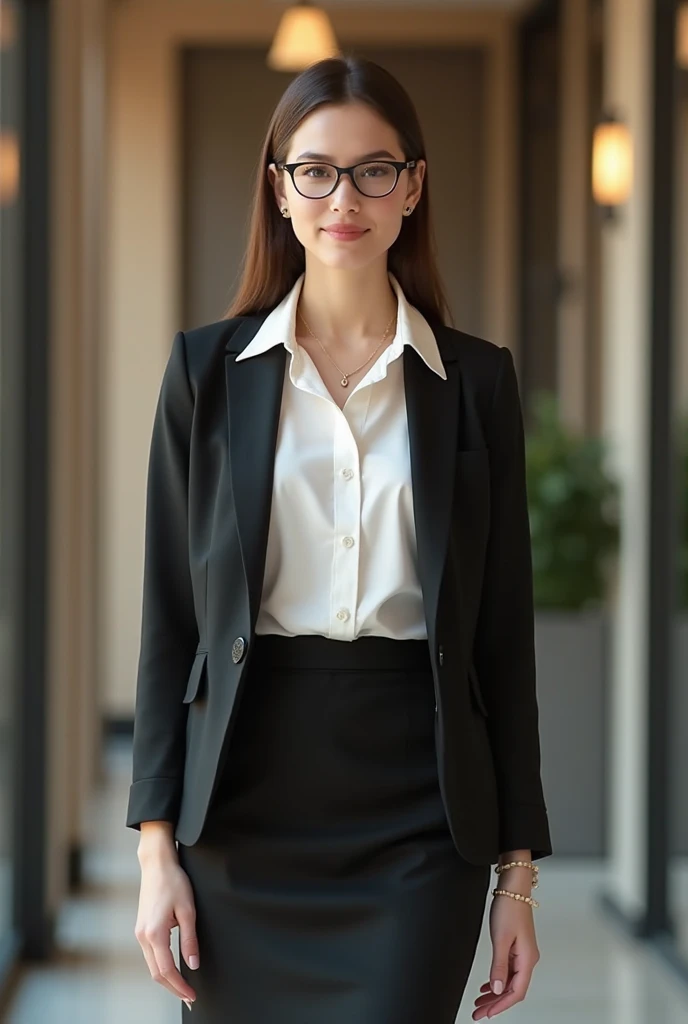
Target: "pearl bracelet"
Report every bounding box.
[492,887,540,909]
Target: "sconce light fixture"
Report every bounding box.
[678,3,688,69]
[0,131,20,206]
[267,1,340,73]
[0,4,17,51]
[592,111,633,221]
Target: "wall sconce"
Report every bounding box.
[267,1,340,72]
[0,131,20,206]
[592,112,633,221]
[678,3,688,69]
[0,4,18,51]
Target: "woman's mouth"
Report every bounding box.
[322,226,368,241]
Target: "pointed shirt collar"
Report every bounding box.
[234,271,447,381]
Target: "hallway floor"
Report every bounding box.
[5,735,688,1024]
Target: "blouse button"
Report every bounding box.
[336,608,350,621]
[342,536,355,548]
[342,468,354,480]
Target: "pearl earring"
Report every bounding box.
[281,208,290,218]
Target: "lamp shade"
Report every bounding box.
[267,2,339,72]
[678,4,688,69]
[592,115,633,208]
[0,131,20,206]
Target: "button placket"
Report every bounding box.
[331,414,360,637]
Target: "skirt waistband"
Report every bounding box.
[250,633,432,672]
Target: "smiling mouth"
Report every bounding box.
[323,227,368,238]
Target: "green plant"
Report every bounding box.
[525,392,620,610]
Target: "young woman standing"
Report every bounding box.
[128,56,552,1023]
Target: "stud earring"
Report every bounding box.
[281,208,290,218]
[404,206,413,216]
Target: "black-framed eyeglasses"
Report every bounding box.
[275,159,417,199]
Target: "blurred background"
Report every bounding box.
[0,0,687,1020]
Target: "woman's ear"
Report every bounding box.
[267,162,287,213]
[406,158,426,208]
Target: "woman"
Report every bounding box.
[128,56,553,1023]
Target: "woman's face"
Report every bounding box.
[269,101,425,271]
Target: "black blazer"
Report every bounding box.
[125,313,553,866]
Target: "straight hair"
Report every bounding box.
[223,56,453,330]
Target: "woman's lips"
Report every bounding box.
[322,227,368,241]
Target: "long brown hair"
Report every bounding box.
[223,55,453,330]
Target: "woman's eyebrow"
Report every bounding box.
[293,149,398,162]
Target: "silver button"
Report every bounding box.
[342,536,355,548]
[231,636,246,664]
[342,468,354,480]
[336,608,350,621]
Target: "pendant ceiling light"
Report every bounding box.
[267,1,340,72]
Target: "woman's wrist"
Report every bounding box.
[137,821,178,863]
[495,851,537,896]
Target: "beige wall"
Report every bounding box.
[102,0,520,717]
[48,0,107,918]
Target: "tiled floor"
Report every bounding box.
[5,735,688,1023]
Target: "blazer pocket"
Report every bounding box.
[468,663,489,718]
[183,650,208,704]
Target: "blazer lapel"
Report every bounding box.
[403,333,460,643]
[225,320,461,640]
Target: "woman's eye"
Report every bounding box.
[299,164,332,178]
[360,163,392,178]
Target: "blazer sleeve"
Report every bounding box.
[125,330,199,832]
[472,345,553,861]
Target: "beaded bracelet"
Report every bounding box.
[494,859,539,889]
[492,887,539,909]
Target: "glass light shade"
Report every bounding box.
[678,4,688,69]
[0,131,20,206]
[0,4,17,50]
[267,3,339,72]
[592,118,633,208]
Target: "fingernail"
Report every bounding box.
[183,999,193,1011]
[189,955,199,969]
[492,979,503,994]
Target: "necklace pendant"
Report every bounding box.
[340,377,349,387]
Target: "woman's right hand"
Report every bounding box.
[134,825,199,1009]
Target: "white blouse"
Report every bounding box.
[234,271,448,641]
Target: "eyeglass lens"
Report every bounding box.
[292,162,398,198]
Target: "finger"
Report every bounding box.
[177,904,200,971]
[482,965,533,1017]
[149,933,197,1003]
[139,939,186,1001]
[489,945,513,996]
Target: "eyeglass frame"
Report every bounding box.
[273,159,418,199]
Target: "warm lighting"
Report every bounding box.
[592,113,633,217]
[678,4,688,69]
[0,4,18,50]
[0,131,20,206]
[267,1,339,72]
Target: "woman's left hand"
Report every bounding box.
[471,883,540,1020]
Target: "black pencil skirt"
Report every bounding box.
[177,633,491,1023]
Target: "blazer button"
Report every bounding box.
[231,636,246,664]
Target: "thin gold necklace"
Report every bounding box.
[297,307,397,387]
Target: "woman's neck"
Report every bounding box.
[296,262,399,354]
